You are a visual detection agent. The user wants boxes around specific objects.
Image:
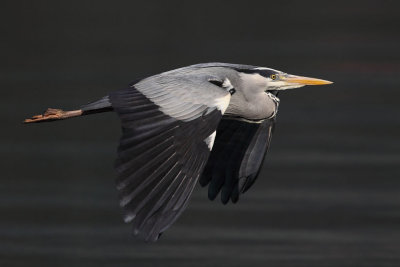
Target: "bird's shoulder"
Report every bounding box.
[131,63,259,84]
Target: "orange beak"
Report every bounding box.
[283,75,333,85]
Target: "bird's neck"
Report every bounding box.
[265,92,280,119]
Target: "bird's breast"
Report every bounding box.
[225,91,279,120]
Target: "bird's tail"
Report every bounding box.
[24,96,113,123]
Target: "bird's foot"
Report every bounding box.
[24,108,82,123]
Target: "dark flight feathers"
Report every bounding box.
[108,85,275,241]
[109,86,221,241]
[199,117,275,204]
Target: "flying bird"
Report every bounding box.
[24,63,333,241]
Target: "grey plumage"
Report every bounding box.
[24,62,332,241]
[109,86,221,241]
[136,63,278,120]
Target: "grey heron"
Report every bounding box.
[24,63,333,241]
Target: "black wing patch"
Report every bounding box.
[199,117,275,204]
[109,87,221,241]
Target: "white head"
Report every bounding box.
[238,67,333,92]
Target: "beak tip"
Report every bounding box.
[309,78,334,85]
[285,75,334,86]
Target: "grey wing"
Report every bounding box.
[199,117,276,204]
[109,74,230,241]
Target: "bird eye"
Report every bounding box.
[270,74,276,80]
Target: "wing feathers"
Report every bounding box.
[200,118,276,204]
[109,83,227,241]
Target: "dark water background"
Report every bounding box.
[1,1,400,266]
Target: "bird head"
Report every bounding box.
[238,67,333,92]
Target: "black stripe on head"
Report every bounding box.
[235,68,278,78]
[208,79,224,87]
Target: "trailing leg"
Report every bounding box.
[24,96,113,123]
